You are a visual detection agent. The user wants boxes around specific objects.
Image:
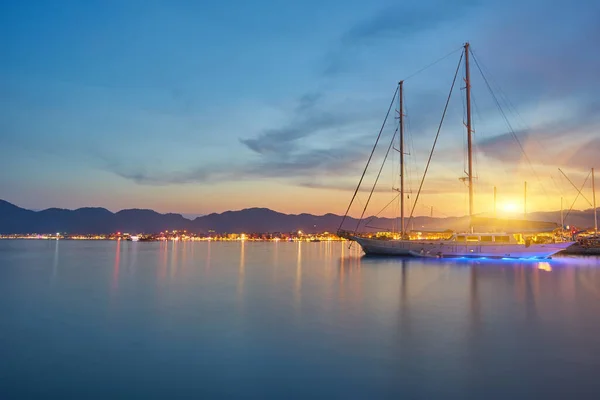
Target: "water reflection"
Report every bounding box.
[112,239,121,293]
[294,241,302,310]
[237,241,246,300]
[538,262,552,272]
[470,266,481,334]
[578,269,600,299]
[2,241,600,398]
[271,240,279,285]
[181,240,188,276]
[336,244,362,307]
[399,260,411,336]
[345,255,600,342]
[51,238,59,283]
[158,240,168,283]
[206,240,211,272]
[169,240,178,279]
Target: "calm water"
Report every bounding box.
[1,240,600,399]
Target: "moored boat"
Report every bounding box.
[338,43,574,259]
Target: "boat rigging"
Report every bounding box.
[337,42,573,259]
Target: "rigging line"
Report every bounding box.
[402,46,463,82]
[461,69,467,175]
[363,225,393,232]
[338,86,399,232]
[472,50,529,132]
[470,90,482,179]
[472,49,551,171]
[364,193,401,226]
[558,168,593,206]
[471,92,490,181]
[406,51,464,233]
[355,195,365,208]
[420,204,450,218]
[403,100,417,192]
[551,175,565,197]
[405,114,416,193]
[564,171,591,221]
[354,126,399,232]
[470,50,549,197]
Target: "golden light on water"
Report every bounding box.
[538,262,552,272]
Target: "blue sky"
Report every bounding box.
[1,0,599,217]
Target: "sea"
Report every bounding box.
[1,240,599,399]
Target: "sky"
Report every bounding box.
[1,0,599,218]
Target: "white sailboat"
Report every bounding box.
[339,43,573,259]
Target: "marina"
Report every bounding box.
[339,43,594,259]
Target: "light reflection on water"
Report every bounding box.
[1,240,599,398]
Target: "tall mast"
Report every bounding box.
[464,42,474,219]
[593,167,597,234]
[399,80,405,238]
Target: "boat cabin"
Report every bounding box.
[453,233,515,244]
[451,232,556,245]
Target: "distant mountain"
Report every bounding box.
[0,199,597,234]
[0,200,193,234]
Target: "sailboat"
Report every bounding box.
[338,43,574,259]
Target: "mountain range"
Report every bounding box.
[0,199,597,234]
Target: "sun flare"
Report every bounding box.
[502,202,518,213]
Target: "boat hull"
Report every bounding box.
[351,237,573,259]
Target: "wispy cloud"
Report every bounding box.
[112,168,216,186]
[239,86,381,158]
[342,1,479,45]
[240,111,350,155]
[101,136,374,186]
[324,0,481,75]
[477,102,600,166]
[295,91,322,112]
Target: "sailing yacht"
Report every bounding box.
[338,43,573,259]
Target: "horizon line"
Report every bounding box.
[1,198,597,221]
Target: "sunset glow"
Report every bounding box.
[502,202,518,213]
[1,1,597,217]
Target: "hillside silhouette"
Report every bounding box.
[0,199,596,234]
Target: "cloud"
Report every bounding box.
[564,137,600,170]
[101,137,373,186]
[295,92,322,112]
[113,168,215,186]
[477,103,600,167]
[324,0,481,76]
[239,87,379,156]
[342,1,479,45]
[240,111,348,155]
